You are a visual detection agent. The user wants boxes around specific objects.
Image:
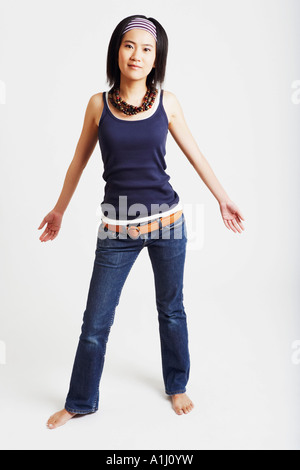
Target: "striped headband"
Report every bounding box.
[122,18,157,42]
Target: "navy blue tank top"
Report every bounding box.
[98,89,180,221]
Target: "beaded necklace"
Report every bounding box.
[108,87,158,116]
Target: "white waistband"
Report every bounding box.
[101,200,183,226]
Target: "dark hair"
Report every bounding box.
[106,15,168,92]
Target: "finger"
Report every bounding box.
[39,231,47,241]
[44,231,53,242]
[228,219,237,233]
[40,229,48,240]
[236,211,245,221]
[222,218,229,229]
[231,218,242,233]
[40,229,50,241]
[223,219,231,230]
[38,219,46,230]
[236,216,245,231]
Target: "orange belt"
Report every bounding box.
[103,210,183,239]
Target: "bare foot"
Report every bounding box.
[47,409,76,429]
[171,393,194,415]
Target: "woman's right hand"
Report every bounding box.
[38,210,63,242]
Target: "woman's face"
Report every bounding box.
[118,28,156,83]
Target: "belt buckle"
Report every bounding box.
[127,225,141,239]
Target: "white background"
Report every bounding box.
[0,0,299,450]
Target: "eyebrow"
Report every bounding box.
[123,40,154,47]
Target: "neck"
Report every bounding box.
[117,79,148,105]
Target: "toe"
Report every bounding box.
[47,414,58,429]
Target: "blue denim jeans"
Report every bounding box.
[65,212,190,414]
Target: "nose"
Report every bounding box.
[130,50,141,63]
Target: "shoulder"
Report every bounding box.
[162,89,183,122]
[163,89,182,108]
[88,92,104,108]
[86,92,105,126]
[162,89,176,103]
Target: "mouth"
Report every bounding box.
[128,65,142,69]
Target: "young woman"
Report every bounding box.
[39,15,245,430]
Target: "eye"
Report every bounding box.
[124,44,151,52]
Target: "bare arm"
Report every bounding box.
[53,94,100,214]
[167,91,230,204]
[166,91,245,233]
[38,94,100,242]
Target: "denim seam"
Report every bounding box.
[92,389,99,413]
[65,405,98,415]
[165,389,187,396]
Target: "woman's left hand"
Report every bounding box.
[219,200,245,233]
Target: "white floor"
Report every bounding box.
[1,281,299,450]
